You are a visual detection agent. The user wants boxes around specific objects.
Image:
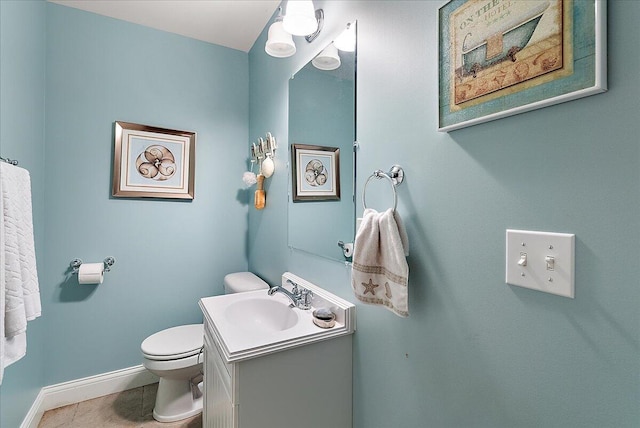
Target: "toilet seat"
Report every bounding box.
[141,324,203,361]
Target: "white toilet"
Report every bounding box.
[140,272,269,422]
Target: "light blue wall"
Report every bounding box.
[41,3,250,385]
[0,1,47,427]
[2,2,251,423]
[1,1,638,427]
[2,2,252,421]
[249,1,639,427]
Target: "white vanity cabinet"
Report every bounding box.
[203,323,352,428]
[200,272,356,428]
[203,324,235,426]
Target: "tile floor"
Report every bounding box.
[37,383,202,428]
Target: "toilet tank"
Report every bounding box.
[224,272,269,294]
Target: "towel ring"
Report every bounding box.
[362,165,404,211]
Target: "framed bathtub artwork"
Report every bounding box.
[438,0,607,132]
[112,121,196,199]
[291,144,340,202]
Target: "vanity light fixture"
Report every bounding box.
[265,1,324,58]
[333,22,356,52]
[283,0,318,36]
[265,13,296,58]
[312,43,341,71]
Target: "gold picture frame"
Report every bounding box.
[112,121,195,199]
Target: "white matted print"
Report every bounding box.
[292,144,340,202]
[113,121,195,199]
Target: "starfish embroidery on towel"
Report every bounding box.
[362,279,379,295]
[384,282,392,299]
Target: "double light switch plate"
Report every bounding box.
[506,229,575,298]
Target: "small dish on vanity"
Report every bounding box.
[312,307,337,328]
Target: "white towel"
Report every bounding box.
[351,208,409,317]
[1,162,41,384]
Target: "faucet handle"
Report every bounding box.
[287,279,300,295]
[297,288,314,310]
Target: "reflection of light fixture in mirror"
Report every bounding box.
[283,1,318,36]
[334,22,356,52]
[265,15,296,58]
[312,43,341,71]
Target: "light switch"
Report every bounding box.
[518,252,528,266]
[545,256,555,271]
[506,229,575,298]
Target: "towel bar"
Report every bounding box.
[362,165,404,211]
[0,156,18,165]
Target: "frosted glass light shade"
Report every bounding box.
[283,0,318,36]
[334,23,356,52]
[265,21,296,58]
[312,44,340,71]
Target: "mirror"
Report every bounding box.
[288,23,357,262]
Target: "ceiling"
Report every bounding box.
[48,0,281,52]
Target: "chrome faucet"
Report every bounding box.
[268,279,313,310]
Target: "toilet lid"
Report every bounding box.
[141,324,204,360]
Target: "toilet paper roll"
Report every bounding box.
[78,263,104,284]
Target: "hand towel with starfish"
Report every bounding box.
[351,208,409,317]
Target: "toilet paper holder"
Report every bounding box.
[70,257,116,274]
[337,241,353,258]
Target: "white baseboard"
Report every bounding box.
[20,365,158,428]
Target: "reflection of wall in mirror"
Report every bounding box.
[289,61,355,261]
